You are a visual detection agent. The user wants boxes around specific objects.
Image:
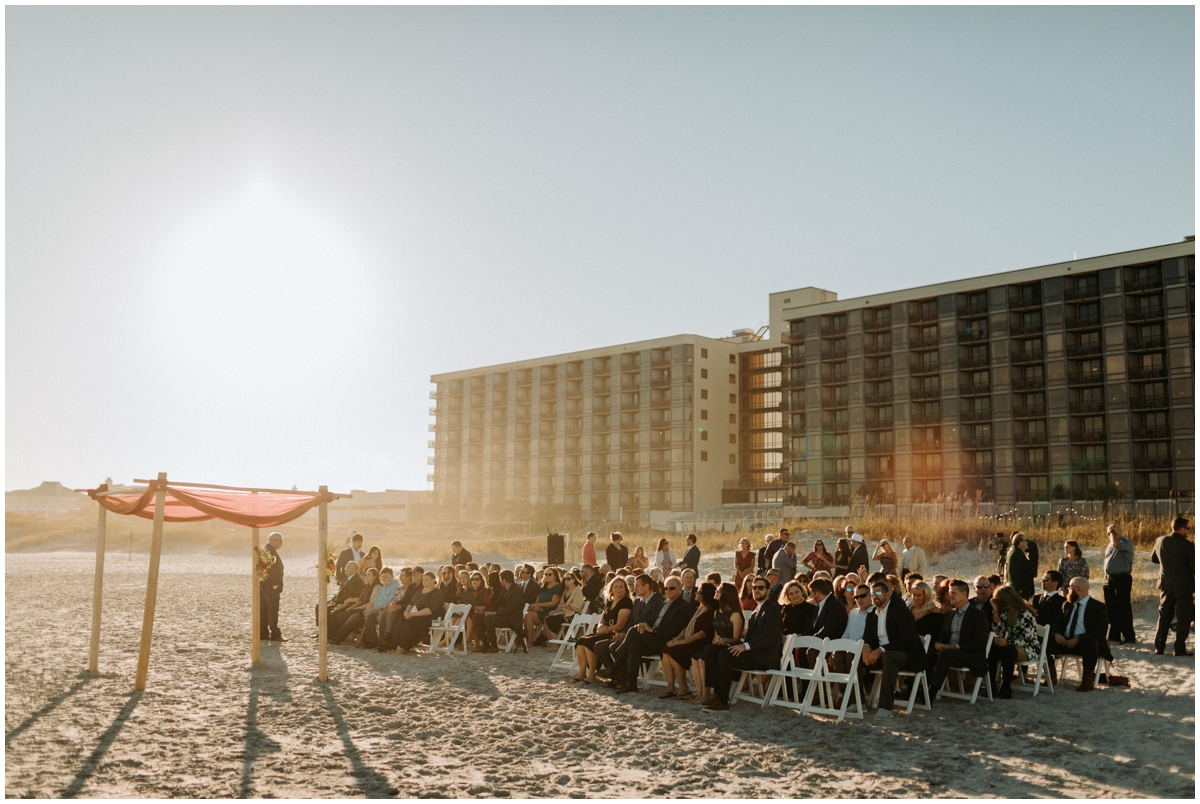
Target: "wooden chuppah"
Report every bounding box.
[84,474,348,690]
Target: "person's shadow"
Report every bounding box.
[238,644,290,798]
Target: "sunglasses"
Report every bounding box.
[975,584,990,589]
[753,585,769,591]
[870,590,887,597]
[854,593,869,600]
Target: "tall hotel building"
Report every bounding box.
[431,240,1194,525]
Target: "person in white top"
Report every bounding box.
[901,536,929,579]
[653,538,677,572]
[843,584,873,642]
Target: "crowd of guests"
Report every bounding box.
[311,518,1194,717]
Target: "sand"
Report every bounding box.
[5,550,1195,798]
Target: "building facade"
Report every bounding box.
[431,240,1194,522]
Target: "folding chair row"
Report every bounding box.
[867,634,932,714]
[549,614,601,673]
[429,604,472,656]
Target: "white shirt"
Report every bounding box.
[844,607,869,642]
[902,546,913,570]
[875,602,890,647]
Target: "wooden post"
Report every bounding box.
[87,477,111,673]
[251,526,261,664]
[134,472,168,691]
[317,485,329,683]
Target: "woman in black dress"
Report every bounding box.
[908,581,943,661]
[459,570,488,650]
[779,579,816,636]
[833,538,853,578]
[692,583,745,706]
[394,572,445,654]
[660,582,718,700]
[574,577,633,683]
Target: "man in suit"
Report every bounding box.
[901,536,928,580]
[518,565,542,605]
[764,528,791,569]
[597,574,658,678]
[580,564,603,606]
[1005,533,1036,599]
[679,568,699,604]
[450,540,472,567]
[969,575,996,626]
[702,576,783,712]
[1151,516,1194,656]
[848,528,870,578]
[806,578,848,640]
[260,532,286,642]
[677,534,701,572]
[611,576,695,693]
[1047,576,1113,691]
[756,532,773,574]
[1032,570,1067,626]
[336,533,364,586]
[317,560,364,631]
[861,580,927,717]
[772,541,799,585]
[480,570,525,653]
[927,579,992,704]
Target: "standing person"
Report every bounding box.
[756,533,773,574]
[677,534,701,572]
[733,538,756,591]
[872,539,899,576]
[450,540,472,567]
[847,527,871,578]
[1047,577,1113,691]
[260,532,286,642]
[764,528,791,568]
[801,539,836,578]
[860,579,927,718]
[701,576,783,712]
[1005,533,1036,599]
[1103,523,1137,645]
[901,536,928,580]
[1057,541,1089,584]
[605,532,629,571]
[1151,516,1195,656]
[582,532,599,568]
[772,540,798,585]
[336,533,364,586]
[833,538,853,578]
[362,546,383,574]
[652,539,677,572]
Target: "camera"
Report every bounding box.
[987,532,1008,552]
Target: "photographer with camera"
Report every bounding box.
[1005,532,1036,599]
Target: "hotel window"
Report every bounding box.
[701,368,708,379]
[729,354,736,363]
[729,454,736,464]
[701,389,708,399]
[700,430,708,441]
[701,348,708,358]
[701,410,708,420]
[729,413,737,424]
[701,451,708,461]
[729,394,736,403]
[729,434,736,444]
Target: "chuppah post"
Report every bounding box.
[87,477,112,673]
[134,472,168,691]
[251,525,261,665]
[318,485,329,683]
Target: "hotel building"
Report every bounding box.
[431,239,1194,524]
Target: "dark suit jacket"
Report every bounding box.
[935,605,991,676]
[849,541,870,575]
[333,573,364,605]
[263,543,284,590]
[581,573,603,604]
[494,583,526,617]
[864,598,927,672]
[650,597,696,642]
[743,597,784,669]
[521,579,543,605]
[336,547,362,586]
[1031,592,1066,627]
[1052,597,1113,662]
[806,596,849,640]
[451,548,473,567]
[1151,533,1195,593]
[632,594,664,629]
[1006,547,1034,598]
[605,543,629,570]
[679,544,701,571]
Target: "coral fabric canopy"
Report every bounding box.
[87,482,332,528]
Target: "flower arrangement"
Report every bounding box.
[255,547,276,580]
[316,545,339,582]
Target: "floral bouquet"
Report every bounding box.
[315,545,339,582]
[255,547,276,580]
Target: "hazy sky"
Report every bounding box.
[6,6,1194,494]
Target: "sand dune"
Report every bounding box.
[5,551,1194,798]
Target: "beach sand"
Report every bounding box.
[5,551,1194,798]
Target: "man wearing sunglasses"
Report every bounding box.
[861,580,926,718]
[927,579,992,703]
[610,577,695,694]
[702,578,783,712]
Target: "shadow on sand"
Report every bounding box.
[60,690,143,798]
[321,684,398,797]
[5,674,100,747]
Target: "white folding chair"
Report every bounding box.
[806,638,865,722]
[765,635,826,714]
[731,635,800,708]
[428,604,471,656]
[867,634,932,714]
[496,604,530,653]
[937,631,994,704]
[550,614,600,673]
[1014,624,1054,696]
[1056,652,1114,685]
[639,654,669,690]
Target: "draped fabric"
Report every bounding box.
[87,482,332,527]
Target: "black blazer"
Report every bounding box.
[521,579,543,605]
[336,547,362,585]
[935,605,991,676]
[806,597,848,640]
[650,597,696,642]
[1151,533,1195,593]
[864,599,927,673]
[494,583,526,617]
[451,548,473,567]
[633,593,664,629]
[849,542,870,575]
[332,573,364,605]
[581,573,603,604]
[263,543,284,589]
[1031,592,1066,627]
[1052,597,1114,662]
[1006,547,1035,598]
[679,544,701,571]
[743,598,785,669]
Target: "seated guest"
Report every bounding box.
[456,568,471,594]
[317,560,364,631]
[740,575,759,611]
[989,585,1042,698]
[908,581,943,658]
[524,567,563,647]
[843,584,872,642]
[373,567,417,651]
[927,579,992,702]
[861,579,927,718]
[330,568,380,641]
[575,577,634,683]
[970,576,996,621]
[812,570,832,583]
[609,577,695,694]
[627,545,650,572]
[1047,577,1112,692]
[705,571,723,587]
[839,578,858,614]
[660,582,718,699]
[693,584,745,706]
[543,570,586,639]
[806,578,848,640]
[336,567,397,646]
[779,580,816,636]
[519,565,542,605]
[680,568,699,604]
[763,568,784,600]
[649,567,665,587]
[580,564,604,606]
[933,577,953,615]
[465,562,480,572]
[595,574,659,680]
[1032,570,1067,626]
[438,565,459,605]
[701,577,782,712]
[886,574,903,596]
[459,570,489,650]
[393,572,446,654]
[480,570,526,653]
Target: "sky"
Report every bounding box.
[5,6,1195,494]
